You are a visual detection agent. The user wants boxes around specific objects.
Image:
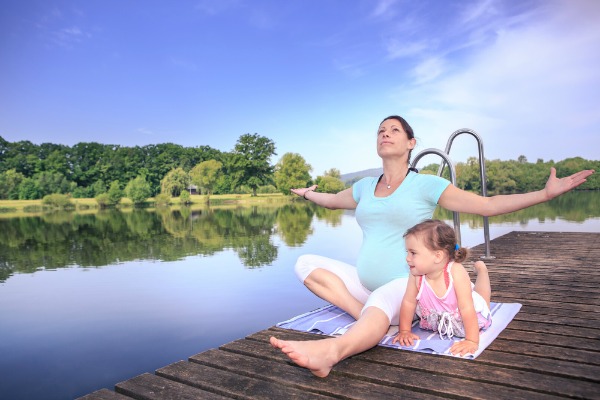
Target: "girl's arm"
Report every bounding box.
[393,275,420,346]
[450,263,480,356]
[438,167,594,217]
[291,185,357,210]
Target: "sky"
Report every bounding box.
[1,0,599,177]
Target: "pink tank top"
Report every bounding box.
[416,261,491,338]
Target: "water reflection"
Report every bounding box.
[0,204,345,281]
[0,191,597,282]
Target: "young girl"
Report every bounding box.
[393,219,492,357]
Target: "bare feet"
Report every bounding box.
[473,260,487,275]
[269,336,338,378]
[473,260,491,306]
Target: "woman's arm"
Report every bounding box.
[291,185,358,210]
[438,167,594,217]
[450,263,480,356]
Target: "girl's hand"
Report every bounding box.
[392,330,419,346]
[450,339,479,357]
[291,184,318,198]
[544,167,594,199]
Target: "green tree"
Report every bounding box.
[189,160,223,196]
[315,168,345,193]
[161,167,189,196]
[230,133,276,196]
[273,153,312,195]
[42,193,72,209]
[317,175,346,193]
[455,157,482,192]
[70,142,109,188]
[0,169,25,200]
[323,168,341,179]
[154,193,172,207]
[42,149,71,178]
[179,190,191,205]
[33,171,74,197]
[126,175,152,206]
[18,178,41,200]
[95,193,111,208]
[107,180,124,206]
[91,180,107,196]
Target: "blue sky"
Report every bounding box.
[1,0,598,177]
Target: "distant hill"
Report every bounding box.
[340,167,382,184]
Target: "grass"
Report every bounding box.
[0,193,291,218]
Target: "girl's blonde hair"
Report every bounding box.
[404,219,468,263]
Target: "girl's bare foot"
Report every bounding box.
[473,260,491,306]
[269,336,338,378]
[473,260,487,275]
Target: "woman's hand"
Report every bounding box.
[291,184,318,199]
[392,330,419,347]
[544,167,595,200]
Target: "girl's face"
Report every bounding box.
[405,234,443,276]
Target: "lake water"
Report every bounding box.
[0,191,598,399]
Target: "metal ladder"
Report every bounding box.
[410,128,494,259]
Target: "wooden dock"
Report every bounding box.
[79,231,600,399]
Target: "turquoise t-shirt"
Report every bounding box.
[352,172,451,291]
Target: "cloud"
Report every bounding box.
[332,59,366,79]
[458,0,498,25]
[50,25,91,48]
[392,1,600,162]
[411,57,445,84]
[33,5,93,49]
[385,39,430,60]
[371,0,400,19]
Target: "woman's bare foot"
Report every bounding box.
[269,336,339,378]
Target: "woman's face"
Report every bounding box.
[377,118,415,159]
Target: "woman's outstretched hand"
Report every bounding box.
[544,167,595,200]
[291,184,318,198]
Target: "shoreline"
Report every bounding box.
[0,193,291,218]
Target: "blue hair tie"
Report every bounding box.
[454,244,460,251]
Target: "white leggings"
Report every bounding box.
[295,254,408,325]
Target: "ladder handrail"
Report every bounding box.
[437,128,493,259]
[410,148,462,245]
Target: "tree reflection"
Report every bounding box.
[275,203,314,246]
[0,191,597,281]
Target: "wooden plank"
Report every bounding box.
[488,338,599,365]
[497,329,600,352]
[190,348,444,399]
[475,349,600,382]
[244,329,598,399]
[114,373,229,400]
[512,313,599,330]
[77,388,133,400]
[505,319,600,339]
[156,360,335,399]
